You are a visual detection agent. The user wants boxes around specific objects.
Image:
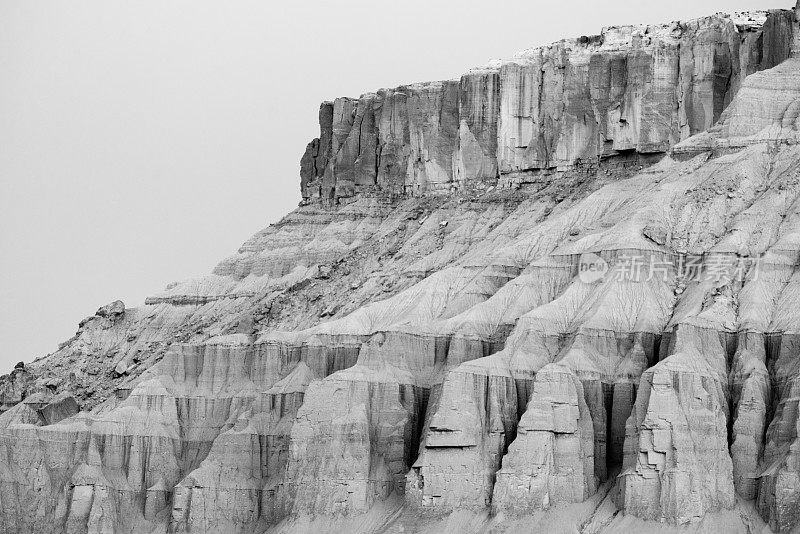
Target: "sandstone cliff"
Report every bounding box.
[3,5,800,534]
[301,10,795,202]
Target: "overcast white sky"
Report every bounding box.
[0,0,786,373]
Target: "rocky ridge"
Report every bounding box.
[2,5,800,534]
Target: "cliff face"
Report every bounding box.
[301,10,795,203]
[3,6,800,534]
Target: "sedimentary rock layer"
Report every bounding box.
[301,10,796,203]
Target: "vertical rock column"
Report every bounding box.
[618,326,734,524]
[170,362,317,533]
[456,67,500,183]
[376,82,461,195]
[492,364,596,514]
[0,405,90,534]
[729,332,770,499]
[279,364,425,517]
[756,373,800,533]
[326,95,380,200]
[64,379,183,533]
[407,356,519,511]
[756,332,800,532]
[300,102,334,200]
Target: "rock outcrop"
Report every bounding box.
[302,10,796,203]
[491,364,597,514]
[3,5,800,534]
[618,328,735,524]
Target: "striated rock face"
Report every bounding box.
[758,373,800,532]
[302,10,795,203]
[730,331,771,500]
[4,5,800,534]
[618,327,735,524]
[279,364,424,517]
[491,364,597,514]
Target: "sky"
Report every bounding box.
[0,0,787,373]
